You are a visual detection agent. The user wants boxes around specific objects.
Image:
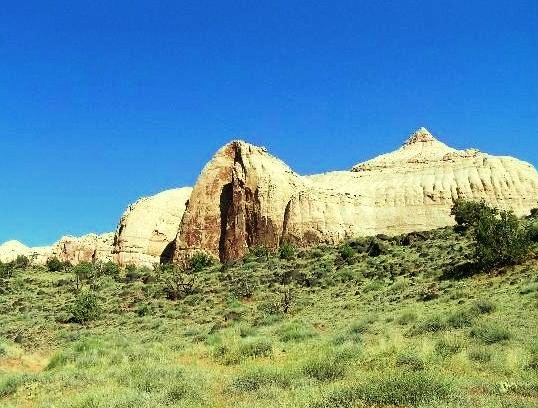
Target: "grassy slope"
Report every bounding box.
[0,227,537,407]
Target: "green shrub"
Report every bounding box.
[472,299,496,314]
[446,308,477,328]
[46,257,64,272]
[159,265,196,300]
[338,244,356,264]
[468,347,492,363]
[249,245,271,259]
[226,269,258,299]
[214,338,273,365]
[471,322,512,344]
[230,367,293,392]
[396,351,425,370]
[188,251,214,272]
[451,200,531,270]
[411,314,447,334]
[97,261,120,279]
[0,374,31,398]
[73,261,94,280]
[13,255,30,269]
[397,311,417,325]
[279,242,295,260]
[435,335,464,357]
[348,314,376,334]
[68,291,101,323]
[475,209,530,269]
[276,322,317,342]
[238,338,273,359]
[311,371,453,407]
[302,354,347,381]
[451,199,491,230]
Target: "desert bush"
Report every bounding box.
[338,244,356,264]
[46,257,64,272]
[13,255,30,269]
[230,367,293,392]
[249,245,271,260]
[311,371,453,407]
[472,299,496,314]
[349,314,376,334]
[397,311,417,325]
[396,351,425,370]
[95,261,120,279]
[279,242,295,260]
[302,353,347,381]
[475,209,530,269]
[276,322,317,342]
[468,347,492,363]
[451,200,531,270]
[410,314,447,335]
[0,261,14,278]
[188,251,214,272]
[435,335,465,357]
[68,291,101,323]
[0,373,32,398]
[159,265,196,300]
[528,221,538,242]
[446,307,478,328]
[214,338,273,365]
[451,199,491,230]
[72,261,94,280]
[226,269,258,299]
[471,322,512,344]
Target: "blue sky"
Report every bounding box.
[1,1,537,246]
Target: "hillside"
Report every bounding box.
[1,214,538,407]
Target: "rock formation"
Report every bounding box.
[0,240,31,263]
[51,233,115,264]
[113,187,192,267]
[174,128,538,263]
[0,234,114,266]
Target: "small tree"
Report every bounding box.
[13,255,30,269]
[475,209,530,269]
[451,199,492,231]
[46,257,64,272]
[451,200,531,271]
[95,261,120,279]
[68,291,101,323]
[72,262,95,292]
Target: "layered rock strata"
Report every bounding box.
[174,128,538,263]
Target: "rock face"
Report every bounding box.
[0,234,114,266]
[113,187,192,267]
[173,142,303,263]
[174,128,538,263]
[0,240,31,263]
[51,233,115,264]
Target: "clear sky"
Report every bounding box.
[1,1,537,246]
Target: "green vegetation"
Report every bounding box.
[0,201,537,407]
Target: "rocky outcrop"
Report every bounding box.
[0,240,31,263]
[51,233,115,264]
[0,233,114,266]
[113,187,192,267]
[173,142,304,263]
[174,128,538,262]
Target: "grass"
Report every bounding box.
[0,224,537,407]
